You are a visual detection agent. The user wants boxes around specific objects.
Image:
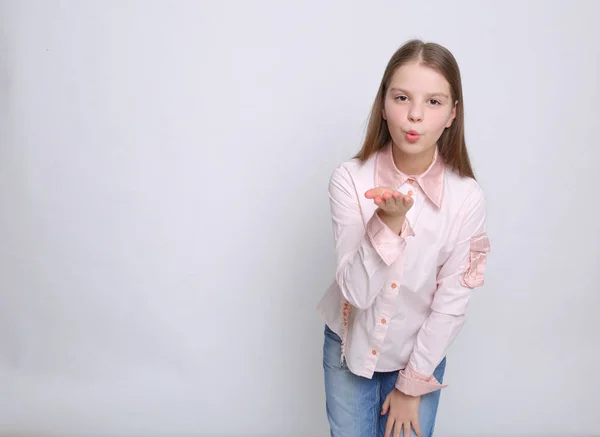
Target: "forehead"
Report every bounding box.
[388,61,451,95]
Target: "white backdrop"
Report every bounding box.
[1,1,599,436]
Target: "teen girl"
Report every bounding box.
[317,39,491,437]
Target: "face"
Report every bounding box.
[382,61,457,157]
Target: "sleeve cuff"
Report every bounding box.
[365,212,414,266]
[395,364,448,397]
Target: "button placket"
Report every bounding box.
[369,280,398,359]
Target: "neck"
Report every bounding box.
[392,144,436,175]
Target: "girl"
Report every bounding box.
[317,39,491,437]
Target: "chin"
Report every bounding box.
[393,140,432,156]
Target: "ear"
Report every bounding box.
[445,100,458,128]
[382,107,387,120]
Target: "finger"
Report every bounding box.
[374,196,384,205]
[392,191,401,199]
[403,196,414,207]
[394,421,403,437]
[412,419,422,437]
[403,422,410,437]
[381,395,390,415]
[365,187,393,199]
[365,188,383,199]
[384,417,394,437]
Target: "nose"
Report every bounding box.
[408,104,423,123]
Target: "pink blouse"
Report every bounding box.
[316,143,491,396]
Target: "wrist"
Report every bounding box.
[377,210,406,235]
[378,209,405,219]
[394,387,419,399]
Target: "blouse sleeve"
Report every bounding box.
[395,186,491,396]
[329,164,414,310]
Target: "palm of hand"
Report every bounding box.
[365,187,414,217]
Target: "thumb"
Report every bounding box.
[381,394,390,415]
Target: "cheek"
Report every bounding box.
[384,104,407,126]
[427,110,452,131]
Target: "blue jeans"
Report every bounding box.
[323,324,446,437]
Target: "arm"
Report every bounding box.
[395,186,491,396]
[329,165,413,310]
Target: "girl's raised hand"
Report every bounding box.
[365,187,414,217]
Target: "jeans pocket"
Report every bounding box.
[323,324,345,369]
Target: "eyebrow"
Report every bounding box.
[389,87,449,99]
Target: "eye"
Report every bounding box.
[395,95,408,102]
[429,99,442,105]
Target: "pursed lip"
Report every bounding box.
[405,129,420,135]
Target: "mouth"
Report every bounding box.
[404,130,421,143]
